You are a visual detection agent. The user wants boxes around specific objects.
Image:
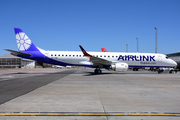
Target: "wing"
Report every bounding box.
[4,49,31,56]
[79,45,112,66]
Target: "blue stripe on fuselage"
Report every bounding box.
[17,51,93,67]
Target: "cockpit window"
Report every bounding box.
[166,56,169,59]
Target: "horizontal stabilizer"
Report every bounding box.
[4,49,31,56]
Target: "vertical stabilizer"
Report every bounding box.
[14,28,39,52]
[101,48,108,52]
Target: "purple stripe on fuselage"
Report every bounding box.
[129,65,172,68]
[17,50,93,67]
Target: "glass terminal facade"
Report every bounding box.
[167,52,180,70]
[0,54,21,68]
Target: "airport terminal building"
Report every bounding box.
[0,54,52,68]
[0,54,35,68]
[167,52,180,69]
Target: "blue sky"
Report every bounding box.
[0,0,180,56]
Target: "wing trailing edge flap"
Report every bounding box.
[79,45,112,66]
[4,49,31,56]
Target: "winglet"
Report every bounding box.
[79,45,93,57]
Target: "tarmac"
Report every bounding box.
[0,68,180,120]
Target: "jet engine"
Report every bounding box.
[110,63,128,72]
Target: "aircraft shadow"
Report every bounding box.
[83,71,158,76]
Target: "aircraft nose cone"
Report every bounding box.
[172,60,177,67]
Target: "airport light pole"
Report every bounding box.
[136,38,138,53]
[155,27,157,53]
[126,44,128,52]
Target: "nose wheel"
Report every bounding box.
[169,70,177,74]
[94,68,102,74]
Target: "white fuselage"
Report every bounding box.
[41,50,177,68]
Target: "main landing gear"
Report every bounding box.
[158,69,164,74]
[133,68,139,71]
[94,68,102,74]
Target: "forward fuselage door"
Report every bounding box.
[158,55,162,63]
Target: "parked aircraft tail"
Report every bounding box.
[101,48,108,52]
[14,28,39,52]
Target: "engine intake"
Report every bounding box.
[110,63,128,72]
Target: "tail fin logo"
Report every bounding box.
[16,32,32,51]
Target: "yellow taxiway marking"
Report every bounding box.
[0,112,180,116]
[114,113,180,116]
[78,113,109,116]
[0,113,41,116]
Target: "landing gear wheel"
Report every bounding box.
[133,68,138,71]
[158,70,163,74]
[94,69,98,74]
[169,70,177,74]
[94,68,102,74]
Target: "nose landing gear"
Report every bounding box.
[158,68,177,74]
[169,70,177,74]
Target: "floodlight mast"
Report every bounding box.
[136,38,138,53]
[155,27,157,53]
[126,44,128,53]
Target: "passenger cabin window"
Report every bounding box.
[51,54,53,56]
[79,55,81,57]
[76,55,78,57]
[104,56,106,57]
[58,54,60,56]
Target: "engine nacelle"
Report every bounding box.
[110,63,128,72]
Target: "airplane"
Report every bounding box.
[4,28,177,74]
[101,48,108,52]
